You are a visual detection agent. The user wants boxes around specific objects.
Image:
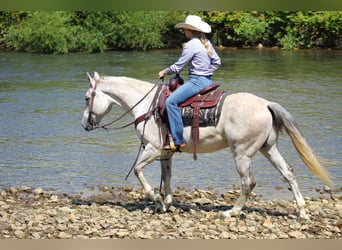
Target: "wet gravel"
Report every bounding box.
[0,185,341,239]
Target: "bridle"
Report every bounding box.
[87,82,98,129]
[87,76,162,131]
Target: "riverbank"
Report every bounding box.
[0,186,341,239]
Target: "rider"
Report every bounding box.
[158,15,221,150]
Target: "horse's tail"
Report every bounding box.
[267,102,332,185]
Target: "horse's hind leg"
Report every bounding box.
[260,145,309,220]
[222,155,256,218]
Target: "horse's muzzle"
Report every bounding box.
[81,111,96,131]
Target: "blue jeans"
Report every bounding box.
[165,75,212,145]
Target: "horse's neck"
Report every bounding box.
[100,76,155,117]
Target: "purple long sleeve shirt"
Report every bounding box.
[164,37,221,76]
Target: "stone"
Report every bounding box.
[218,231,230,239]
[58,206,74,213]
[172,214,183,224]
[135,230,153,239]
[50,195,59,202]
[34,188,44,195]
[115,231,129,238]
[324,186,332,193]
[31,232,41,239]
[104,230,116,237]
[336,219,342,229]
[20,186,31,192]
[288,231,306,239]
[9,187,18,195]
[58,232,72,239]
[263,219,273,229]
[277,231,290,239]
[193,197,212,205]
[14,230,25,239]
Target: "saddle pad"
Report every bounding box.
[181,92,228,127]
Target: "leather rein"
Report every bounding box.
[87,77,165,180]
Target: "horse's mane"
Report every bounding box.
[101,75,154,89]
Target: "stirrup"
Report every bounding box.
[163,143,186,152]
[163,141,176,151]
[164,132,177,151]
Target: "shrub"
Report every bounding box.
[1,11,340,53]
[3,11,106,54]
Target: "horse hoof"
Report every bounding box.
[220,211,232,218]
[298,213,311,223]
[220,208,242,219]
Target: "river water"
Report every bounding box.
[0,49,341,199]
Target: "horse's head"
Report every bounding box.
[81,72,115,131]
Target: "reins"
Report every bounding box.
[124,79,165,180]
[88,76,165,180]
[99,82,160,130]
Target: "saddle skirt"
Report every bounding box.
[180,86,226,127]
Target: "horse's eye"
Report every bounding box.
[85,96,90,105]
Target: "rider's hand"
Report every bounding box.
[158,70,166,79]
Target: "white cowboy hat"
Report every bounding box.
[175,15,211,33]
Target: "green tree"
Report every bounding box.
[0,11,341,53]
[207,11,269,47]
[3,11,106,54]
[274,11,342,49]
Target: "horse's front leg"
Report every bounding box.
[133,144,163,204]
[160,155,174,211]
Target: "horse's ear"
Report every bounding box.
[94,72,100,81]
[86,72,96,88]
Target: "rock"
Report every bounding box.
[193,197,212,205]
[135,230,153,239]
[172,214,183,224]
[115,231,129,238]
[20,186,31,192]
[263,219,273,229]
[14,230,25,239]
[335,203,342,210]
[324,231,333,237]
[34,188,44,195]
[277,231,290,239]
[9,187,18,195]
[50,195,59,202]
[58,206,74,213]
[324,186,332,193]
[104,230,116,237]
[248,226,257,233]
[336,219,342,229]
[31,232,40,239]
[100,222,110,229]
[123,186,133,192]
[288,231,306,239]
[58,232,72,239]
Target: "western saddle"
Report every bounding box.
[134,80,226,160]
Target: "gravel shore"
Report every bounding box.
[0,185,341,239]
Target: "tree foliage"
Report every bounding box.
[0,11,340,54]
